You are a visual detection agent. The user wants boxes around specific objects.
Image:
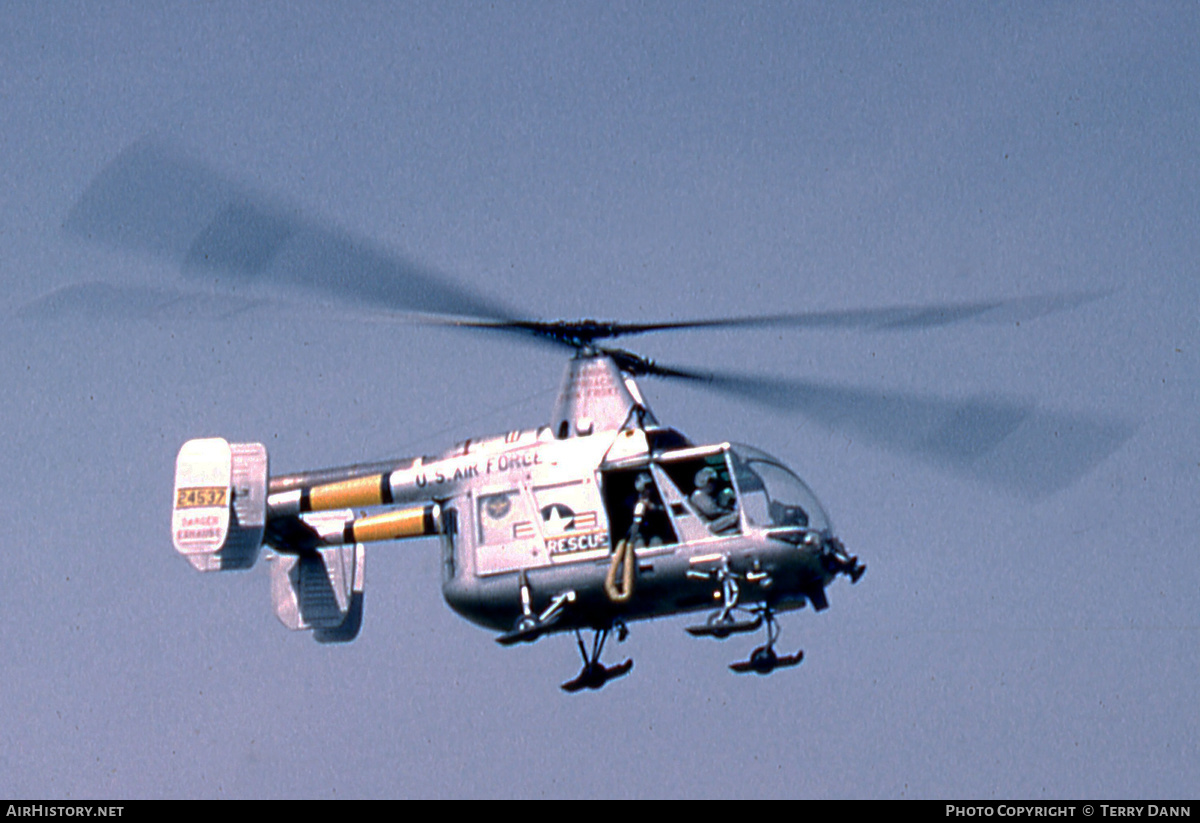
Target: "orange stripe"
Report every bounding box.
[349,506,431,543]
[308,474,386,510]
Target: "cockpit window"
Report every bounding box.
[728,444,831,534]
[660,453,740,535]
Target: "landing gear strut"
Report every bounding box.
[561,623,633,693]
[729,607,803,675]
[684,558,763,638]
[684,559,803,675]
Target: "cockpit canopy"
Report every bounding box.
[727,444,832,535]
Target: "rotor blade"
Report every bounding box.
[415,291,1105,348]
[577,293,1106,334]
[669,369,1136,497]
[16,281,266,322]
[64,140,513,320]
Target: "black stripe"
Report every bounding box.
[300,488,312,513]
[380,474,394,505]
[343,522,356,544]
[423,504,437,535]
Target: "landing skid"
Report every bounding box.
[562,659,634,693]
[685,612,762,639]
[729,647,804,675]
[727,608,802,676]
[684,558,802,673]
[561,625,632,693]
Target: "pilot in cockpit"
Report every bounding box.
[689,466,739,534]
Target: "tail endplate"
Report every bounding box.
[172,438,268,572]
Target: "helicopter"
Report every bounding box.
[172,325,867,692]
[48,141,1123,692]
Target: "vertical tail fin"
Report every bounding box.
[267,518,366,644]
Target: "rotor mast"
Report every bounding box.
[550,351,656,439]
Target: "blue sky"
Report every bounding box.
[2,2,1196,798]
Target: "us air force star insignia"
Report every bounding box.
[540,504,575,534]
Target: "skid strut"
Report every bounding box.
[729,607,804,675]
[685,558,763,638]
[683,559,804,675]
[561,624,633,693]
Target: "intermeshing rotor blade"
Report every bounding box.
[667,369,1135,498]
[63,140,513,321]
[56,141,1102,343]
[49,144,1130,497]
[16,281,265,322]
[418,291,1104,348]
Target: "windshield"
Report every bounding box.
[727,444,831,534]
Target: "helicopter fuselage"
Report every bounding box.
[264,423,845,637]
